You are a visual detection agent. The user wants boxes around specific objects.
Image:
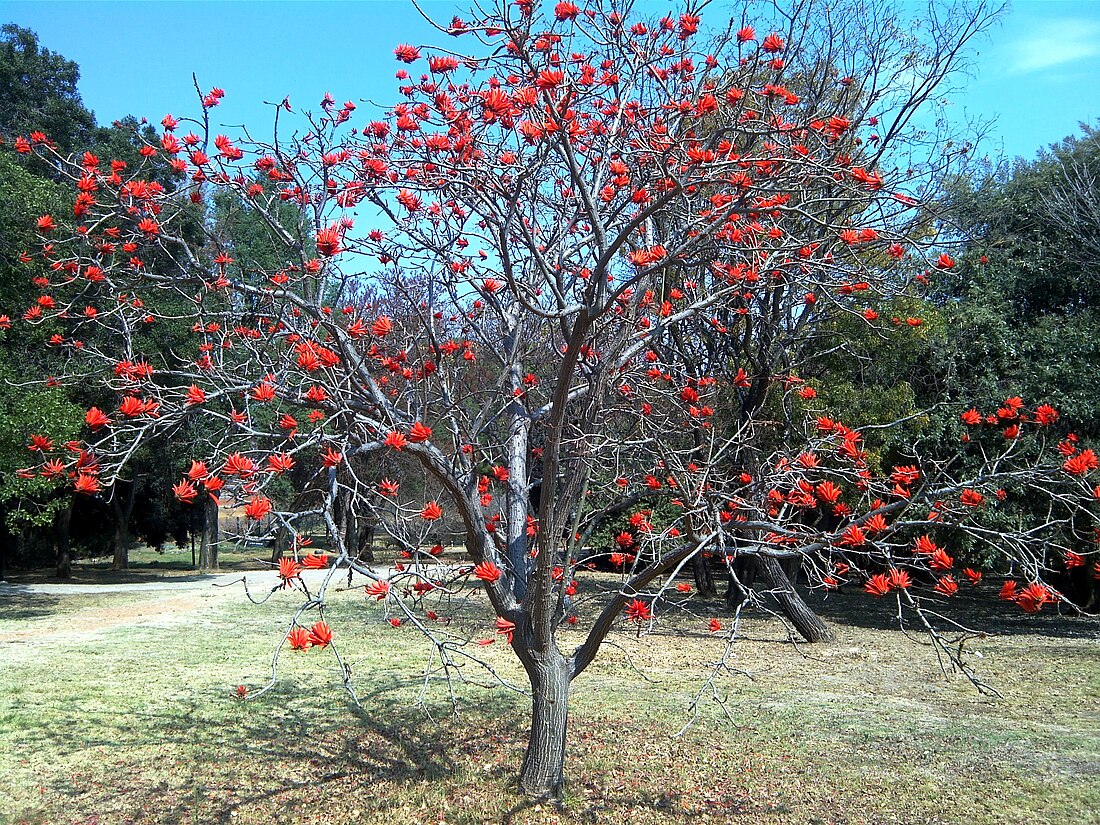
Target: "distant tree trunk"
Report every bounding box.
[687,428,716,597]
[54,500,73,579]
[725,555,834,643]
[332,488,349,558]
[725,555,758,609]
[343,493,360,557]
[517,646,570,799]
[198,496,219,571]
[356,508,377,562]
[691,552,717,597]
[271,523,292,564]
[110,482,136,571]
[357,522,375,562]
[757,555,835,643]
[0,508,8,581]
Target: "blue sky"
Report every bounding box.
[5,0,1100,163]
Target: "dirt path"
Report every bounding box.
[0,569,345,643]
[3,593,208,643]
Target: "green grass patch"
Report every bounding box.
[0,585,1097,824]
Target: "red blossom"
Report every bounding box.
[394,44,421,63]
[173,479,198,504]
[864,574,892,597]
[1034,404,1059,426]
[365,580,390,600]
[1064,449,1099,477]
[1015,582,1053,614]
[960,408,982,425]
[932,575,959,597]
[474,560,502,583]
[761,33,785,52]
[244,496,272,520]
[959,489,984,508]
[887,569,912,590]
[624,598,651,624]
[408,422,432,442]
[495,617,516,643]
[308,621,333,648]
[278,557,302,587]
[287,627,311,650]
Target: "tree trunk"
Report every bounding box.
[112,518,130,571]
[724,555,758,609]
[0,508,8,582]
[517,648,571,799]
[271,523,291,563]
[356,519,375,563]
[757,554,835,643]
[198,496,219,571]
[691,552,717,597]
[332,486,347,554]
[343,494,359,558]
[54,501,72,579]
[110,482,136,571]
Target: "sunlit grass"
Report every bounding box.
[1,584,1097,825]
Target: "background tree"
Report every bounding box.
[0,27,219,574]
[0,24,95,158]
[0,148,85,577]
[925,124,1100,608]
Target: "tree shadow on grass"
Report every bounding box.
[16,677,534,824]
[799,587,1100,640]
[12,675,748,825]
[0,591,65,620]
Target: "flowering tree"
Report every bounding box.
[8,0,1097,798]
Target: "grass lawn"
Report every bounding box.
[0,580,1097,825]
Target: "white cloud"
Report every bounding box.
[1007,19,1100,74]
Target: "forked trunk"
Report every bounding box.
[518,648,571,799]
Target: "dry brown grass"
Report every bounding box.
[1,582,1097,825]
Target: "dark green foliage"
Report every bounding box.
[937,125,1100,436]
[0,24,96,155]
[920,127,1100,601]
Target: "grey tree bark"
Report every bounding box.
[725,555,835,643]
[197,496,219,571]
[757,555,836,643]
[110,482,136,571]
[54,500,72,579]
[517,646,571,799]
